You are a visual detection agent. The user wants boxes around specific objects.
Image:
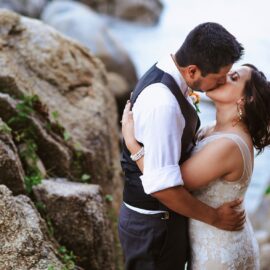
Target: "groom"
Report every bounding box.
[119,23,245,270]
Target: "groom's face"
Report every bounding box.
[191,64,232,92]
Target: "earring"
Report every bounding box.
[232,103,244,127]
[237,103,243,120]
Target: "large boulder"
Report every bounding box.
[41,0,138,89]
[0,0,47,18]
[33,178,115,270]
[0,185,64,269]
[0,93,72,181]
[107,72,130,120]
[80,0,163,25]
[0,9,122,207]
[0,118,26,195]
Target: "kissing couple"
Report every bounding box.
[119,22,270,270]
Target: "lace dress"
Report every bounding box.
[189,132,260,270]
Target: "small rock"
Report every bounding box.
[0,0,47,18]
[33,178,115,270]
[0,184,64,270]
[0,118,26,195]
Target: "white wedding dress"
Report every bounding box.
[189,132,260,270]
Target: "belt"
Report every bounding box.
[123,203,171,220]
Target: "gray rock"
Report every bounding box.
[0,93,73,180]
[0,118,26,195]
[107,72,130,121]
[41,0,138,88]
[110,0,163,25]
[80,0,163,25]
[250,196,270,233]
[0,0,47,18]
[0,10,122,208]
[33,178,115,270]
[260,243,270,270]
[0,184,64,269]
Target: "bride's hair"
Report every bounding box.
[242,64,270,153]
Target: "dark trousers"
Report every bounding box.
[118,203,190,270]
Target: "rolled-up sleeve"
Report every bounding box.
[136,103,185,194]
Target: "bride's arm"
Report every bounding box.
[180,139,242,190]
[122,102,243,191]
[121,101,145,172]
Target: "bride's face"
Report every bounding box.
[205,66,252,104]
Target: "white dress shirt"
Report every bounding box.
[125,54,191,214]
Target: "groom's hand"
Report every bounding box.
[213,199,245,231]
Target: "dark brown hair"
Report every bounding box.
[242,64,270,154]
[175,22,244,76]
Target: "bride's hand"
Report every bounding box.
[121,101,137,149]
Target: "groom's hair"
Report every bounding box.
[175,22,244,76]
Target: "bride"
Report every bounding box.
[121,64,270,269]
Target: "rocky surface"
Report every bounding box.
[0,93,72,180]
[0,118,26,195]
[33,178,115,270]
[41,0,138,90]
[80,0,163,25]
[0,0,47,18]
[0,9,122,207]
[0,185,64,270]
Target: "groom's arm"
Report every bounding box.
[127,96,245,231]
[152,186,245,231]
[125,131,245,231]
[132,85,185,195]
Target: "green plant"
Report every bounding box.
[19,136,43,193]
[81,173,91,183]
[58,246,77,270]
[35,201,46,211]
[63,131,71,141]
[7,95,43,193]
[105,194,113,203]
[265,186,270,195]
[46,217,55,237]
[51,111,59,120]
[0,122,12,134]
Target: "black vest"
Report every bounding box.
[121,64,200,210]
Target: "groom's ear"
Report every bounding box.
[187,65,199,79]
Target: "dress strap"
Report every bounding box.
[203,132,253,180]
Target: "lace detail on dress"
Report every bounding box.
[189,132,260,270]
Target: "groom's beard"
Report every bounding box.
[189,78,203,92]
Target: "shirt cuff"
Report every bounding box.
[140,165,184,194]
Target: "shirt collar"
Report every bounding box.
[156,54,189,97]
